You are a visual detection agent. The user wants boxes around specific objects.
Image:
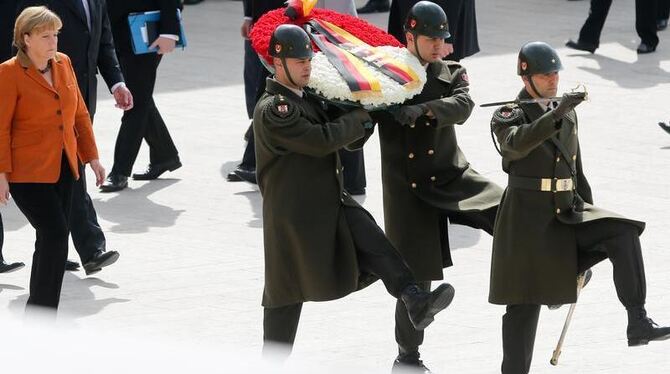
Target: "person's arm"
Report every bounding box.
[491,106,560,161]
[97,0,124,90]
[0,64,17,204]
[422,65,474,128]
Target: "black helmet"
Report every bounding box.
[404,1,450,39]
[517,41,563,76]
[269,24,313,59]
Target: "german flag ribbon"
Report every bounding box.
[308,19,420,89]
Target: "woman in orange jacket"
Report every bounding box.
[0,6,105,311]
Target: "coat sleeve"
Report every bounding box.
[574,117,593,204]
[0,64,17,173]
[423,65,474,129]
[64,57,98,162]
[158,0,181,36]
[259,97,369,158]
[491,105,561,161]
[97,0,124,91]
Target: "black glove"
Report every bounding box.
[393,104,428,126]
[552,92,587,121]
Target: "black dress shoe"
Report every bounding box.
[401,283,455,330]
[345,188,366,196]
[627,308,670,346]
[183,0,204,4]
[357,0,390,14]
[658,19,668,31]
[227,171,243,182]
[83,250,120,276]
[636,42,656,54]
[0,260,25,273]
[659,122,670,135]
[100,174,128,192]
[65,260,80,271]
[548,269,592,310]
[392,352,432,373]
[565,39,596,53]
[132,158,182,180]
[234,167,257,184]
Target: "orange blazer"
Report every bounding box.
[0,52,98,183]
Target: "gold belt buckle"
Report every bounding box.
[555,178,573,192]
[540,178,552,192]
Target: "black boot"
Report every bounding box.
[357,0,390,14]
[659,122,670,135]
[391,351,432,374]
[401,283,454,331]
[0,260,25,273]
[626,307,670,346]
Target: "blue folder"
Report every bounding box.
[128,9,187,55]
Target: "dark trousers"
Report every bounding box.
[240,40,270,170]
[659,0,670,19]
[111,53,179,177]
[9,157,74,309]
[578,0,659,48]
[339,149,367,193]
[264,205,415,350]
[394,207,497,354]
[69,163,105,262]
[501,220,646,374]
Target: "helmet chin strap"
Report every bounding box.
[281,57,299,88]
[413,35,429,65]
[528,75,545,99]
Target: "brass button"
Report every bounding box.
[556,208,561,214]
[427,149,434,155]
[408,153,415,159]
[409,123,415,128]
[425,121,430,126]
[572,155,577,160]
[573,128,577,134]
[336,169,339,174]
[556,157,560,162]
[430,176,436,181]
[411,182,417,188]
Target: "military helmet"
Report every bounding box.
[404,1,450,39]
[517,41,563,76]
[269,24,314,59]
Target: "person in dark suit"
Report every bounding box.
[100,0,183,192]
[15,0,129,275]
[659,0,669,30]
[1,6,105,310]
[388,0,480,61]
[566,0,659,54]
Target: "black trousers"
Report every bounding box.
[578,0,659,48]
[264,205,415,351]
[394,207,497,354]
[339,149,367,193]
[240,40,270,170]
[9,157,74,309]
[501,220,646,374]
[111,53,179,177]
[68,163,105,262]
[659,0,670,19]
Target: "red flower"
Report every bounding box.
[250,8,403,65]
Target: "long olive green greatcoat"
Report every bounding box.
[254,78,376,308]
[489,88,645,306]
[373,60,503,281]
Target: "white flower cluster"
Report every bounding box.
[308,46,427,107]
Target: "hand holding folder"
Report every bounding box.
[128,9,188,55]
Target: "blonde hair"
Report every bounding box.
[13,6,62,52]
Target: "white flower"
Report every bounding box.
[308,46,426,107]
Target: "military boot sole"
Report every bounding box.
[410,283,455,330]
[628,332,670,347]
[0,262,25,273]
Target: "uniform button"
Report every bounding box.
[572,155,577,160]
[556,208,561,214]
[573,128,577,134]
[425,121,430,126]
[427,149,434,155]
[336,169,339,174]
[409,123,415,128]
[56,110,62,115]
[408,153,415,159]
[556,157,560,162]
[411,182,417,189]
[430,176,436,181]
[341,198,344,203]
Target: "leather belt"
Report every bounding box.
[508,176,574,192]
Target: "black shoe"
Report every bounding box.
[345,188,366,196]
[234,167,257,184]
[0,260,25,273]
[132,158,182,180]
[401,283,455,331]
[637,42,656,54]
[100,174,128,192]
[357,0,390,14]
[658,19,668,31]
[65,260,80,271]
[627,308,670,346]
[392,352,432,374]
[183,0,204,4]
[565,39,596,53]
[548,269,592,310]
[83,250,120,276]
[659,122,670,135]
[227,171,243,182]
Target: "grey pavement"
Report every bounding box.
[1,0,669,373]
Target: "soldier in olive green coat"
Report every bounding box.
[255,24,456,358]
[490,41,670,374]
[371,3,503,371]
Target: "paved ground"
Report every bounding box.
[1,0,669,373]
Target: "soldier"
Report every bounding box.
[489,41,670,374]
[372,2,503,372]
[255,24,455,357]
